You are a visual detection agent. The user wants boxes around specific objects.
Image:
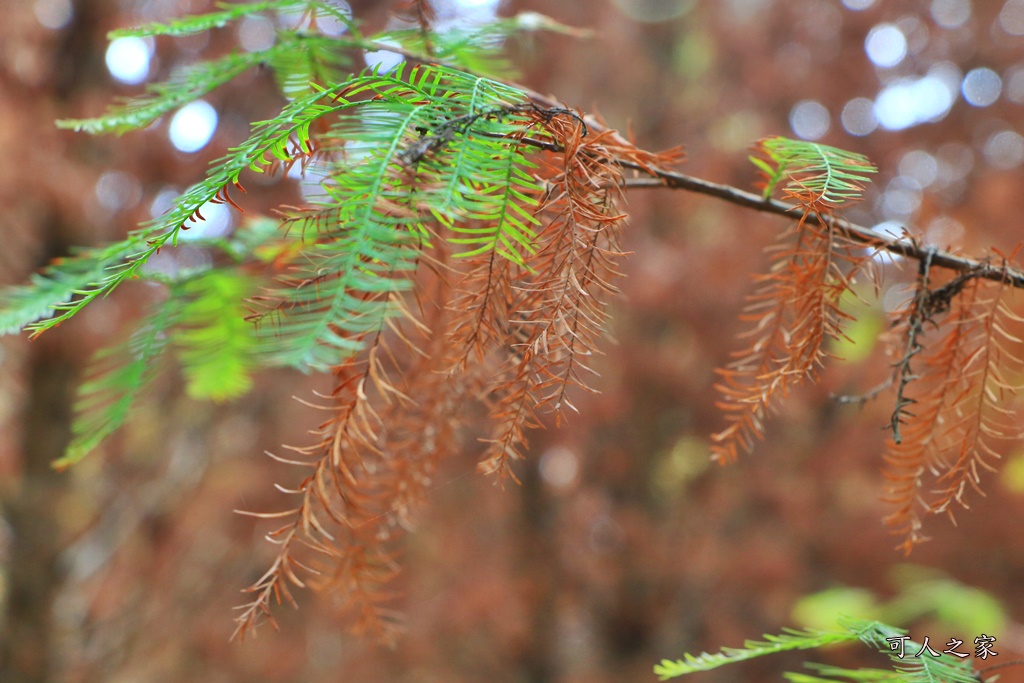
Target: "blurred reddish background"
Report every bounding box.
[2,1,1024,682]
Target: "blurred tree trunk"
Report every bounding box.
[0,333,74,683]
[0,2,105,680]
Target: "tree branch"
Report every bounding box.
[519,101,1024,289]
[615,167,1024,288]
[376,38,1024,289]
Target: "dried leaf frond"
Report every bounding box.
[883,255,1024,552]
[711,212,871,462]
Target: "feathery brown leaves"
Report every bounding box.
[883,256,1024,553]
[710,210,871,463]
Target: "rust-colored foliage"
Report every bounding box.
[234,106,686,640]
[883,250,1024,553]
[710,146,875,463]
[707,139,1024,552]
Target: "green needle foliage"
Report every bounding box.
[108,0,321,38]
[58,301,179,470]
[2,0,574,464]
[654,625,865,677]
[750,135,877,207]
[175,270,257,401]
[655,619,982,683]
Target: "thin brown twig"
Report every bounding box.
[562,158,1024,289]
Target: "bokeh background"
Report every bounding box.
[3,0,1024,681]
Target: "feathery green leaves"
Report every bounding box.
[654,625,862,678]
[785,664,903,683]
[55,32,353,135]
[751,136,876,206]
[0,248,124,335]
[8,5,554,467]
[108,1,310,39]
[57,298,179,469]
[654,619,981,683]
[24,83,350,336]
[252,64,540,370]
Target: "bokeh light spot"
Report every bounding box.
[539,447,579,490]
[874,72,956,130]
[961,67,1002,107]
[34,0,73,30]
[898,150,939,187]
[999,0,1024,35]
[150,187,180,218]
[169,100,218,153]
[865,24,907,68]
[95,171,142,212]
[930,0,971,29]
[877,176,922,221]
[983,130,1024,169]
[1005,65,1024,103]
[105,37,152,85]
[238,14,275,52]
[789,100,830,141]
[924,215,965,246]
[841,97,878,136]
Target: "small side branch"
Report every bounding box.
[890,247,937,444]
[614,171,1024,289]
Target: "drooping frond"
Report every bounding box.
[472,115,633,478]
[710,139,876,462]
[711,214,871,462]
[883,256,1024,552]
[233,317,427,642]
[55,299,179,470]
[930,281,1022,516]
[231,68,579,637]
[751,136,877,208]
[248,65,540,371]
